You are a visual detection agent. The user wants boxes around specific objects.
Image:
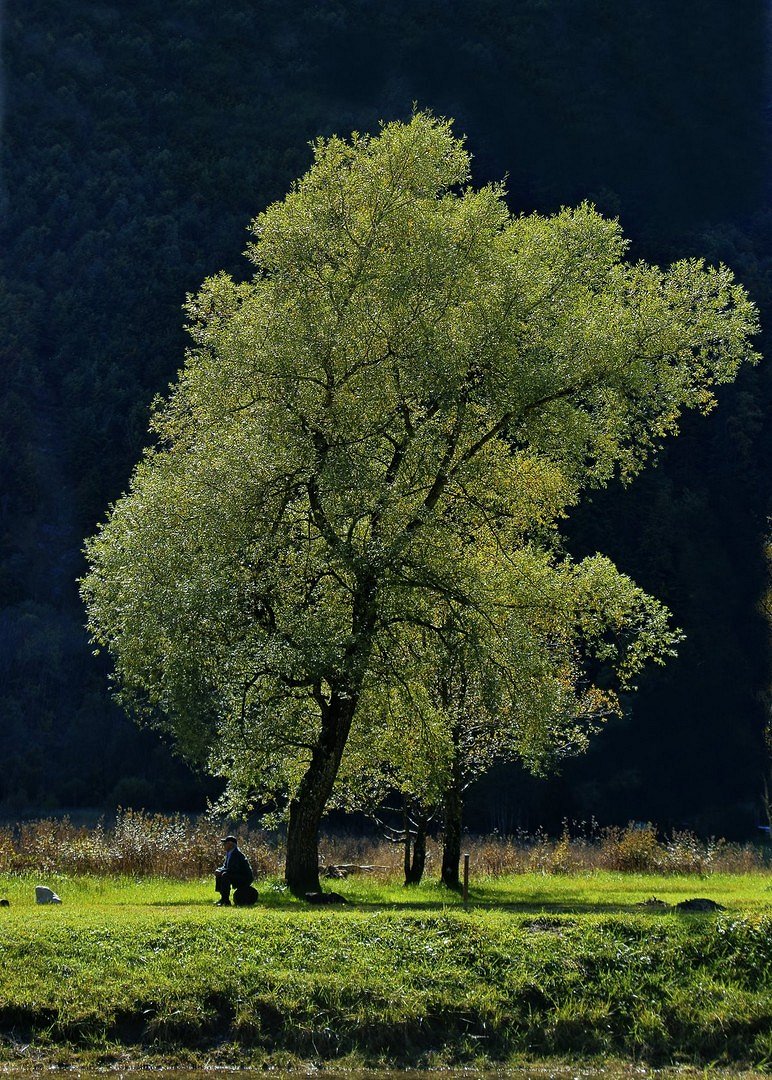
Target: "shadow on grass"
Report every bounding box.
[131,875,729,915]
[337,898,669,915]
[144,899,224,907]
[140,892,686,915]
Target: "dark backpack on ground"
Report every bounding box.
[233,884,259,906]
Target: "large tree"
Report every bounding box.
[82,113,758,894]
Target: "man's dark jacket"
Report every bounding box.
[219,847,254,887]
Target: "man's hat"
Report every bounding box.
[220,835,238,843]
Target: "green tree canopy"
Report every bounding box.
[82,113,759,893]
[335,550,683,885]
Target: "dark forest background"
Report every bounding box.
[2,0,772,835]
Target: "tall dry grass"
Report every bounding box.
[0,810,281,879]
[320,821,770,877]
[463,822,770,876]
[0,813,768,879]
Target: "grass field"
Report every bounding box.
[1,867,771,910]
[0,871,771,1072]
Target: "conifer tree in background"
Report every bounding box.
[82,113,759,895]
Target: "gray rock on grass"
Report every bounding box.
[35,886,62,904]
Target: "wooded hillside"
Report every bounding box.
[1,0,770,833]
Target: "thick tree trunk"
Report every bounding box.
[284,694,356,895]
[284,574,378,896]
[441,742,463,889]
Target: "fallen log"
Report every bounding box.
[322,864,389,878]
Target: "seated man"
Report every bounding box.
[214,834,256,906]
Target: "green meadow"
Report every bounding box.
[0,872,771,1072]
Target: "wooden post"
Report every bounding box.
[463,852,470,909]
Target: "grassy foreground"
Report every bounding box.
[0,872,771,1072]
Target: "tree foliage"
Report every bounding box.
[338,553,682,805]
[82,113,758,887]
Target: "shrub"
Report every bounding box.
[600,823,664,872]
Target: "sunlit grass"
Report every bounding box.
[1,868,771,911]
[337,870,772,911]
[0,872,770,1070]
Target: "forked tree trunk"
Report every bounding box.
[441,736,463,889]
[403,797,427,885]
[405,819,427,884]
[284,693,357,895]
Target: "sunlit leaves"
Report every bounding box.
[81,112,758,821]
